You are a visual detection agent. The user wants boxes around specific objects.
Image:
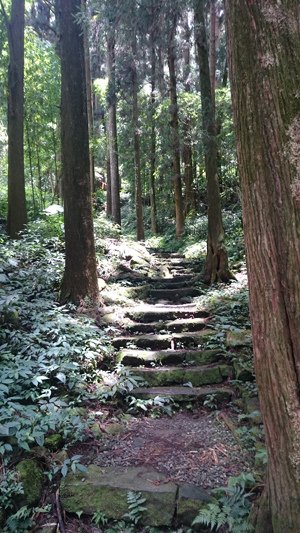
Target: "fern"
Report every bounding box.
[193,503,223,529]
[192,480,254,533]
[123,491,147,525]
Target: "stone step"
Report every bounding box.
[117,348,225,366]
[146,249,185,258]
[60,465,210,527]
[126,306,209,323]
[153,281,200,290]
[132,385,234,403]
[112,330,214,350]
[147,287,203,301]
[132,363,232,387]
[113,274,196,285]
[125,317,210,334]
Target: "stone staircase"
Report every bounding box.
[112,250,234,405]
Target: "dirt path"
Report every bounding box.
[61,250,252,530]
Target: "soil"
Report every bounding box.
[75,407,251,490]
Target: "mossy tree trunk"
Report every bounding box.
[194,0,232,283]
[226,1,300,531]
[3,0,27,239]
[59,0,98,305]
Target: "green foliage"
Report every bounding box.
[24,28,61,213]
[193,473,255,532]
[126,395,175,417]
[0,224,110,461]
[3,504,51,533]
[92,510,109,526]
[203,393,218,411]
[123,491,147,525]
[51,454,87,478]
[0,470,24,511]
[99,364,146,400]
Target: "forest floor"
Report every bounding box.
[0,216,264,533]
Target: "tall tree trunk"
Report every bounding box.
[131,3,144,241]
[182,10,194,216]
[106,148,112,217]
[226,1,300,531]
[194,0,232,283]
[82,0,95,195]
[149,29,158,235]
[157,44,166,98]
[107,20,121,226]
[59,0,98,305]
[5,0,27,238]
[209,0,217,113]
[168,13,185,237]
[25,118,37,216]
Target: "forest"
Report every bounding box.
[0,0,300,532]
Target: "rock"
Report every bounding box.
[43,204,63,215]
[126,306,209,323]
[112,330,214,350]
[90,423,103,439]
[133,364,232,387]
[16,459,43,506]
[243,396,262,424]
[133,385,234,403]
[98,278,107,291]
[60,465,177,526]
[233,361,254,382]
[117,348,225,367]
[226,330,252,347]
[105,422,125,436]
[177,484,211,526]
[44,433,63,451]
[53,450,69,463]
[147,287,202,301]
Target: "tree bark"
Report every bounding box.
[225,1,300,530]
[168,13,185,237]
[194,0,232,283]
[107,19,121,226]
[59,0,98,305]
[182,10,195,216]
[82,0,95,195]
[6,0,27,238]
[149,28,158,235]
[106,149,112,217]
[209,0,217,113]
[131,2,144,241]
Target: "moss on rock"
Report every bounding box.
[16,459,43,506]
[44,433,63,451]
[60,465,177,526]
[177,484,211,526]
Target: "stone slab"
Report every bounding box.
[226,330,252,347]
[117,348,225,367]
[112,330,214,350]
[177,484,211,525]
[125,317,209,334]
[60,465,177,527]
[132,385,234,403]
[133,364,232,387]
